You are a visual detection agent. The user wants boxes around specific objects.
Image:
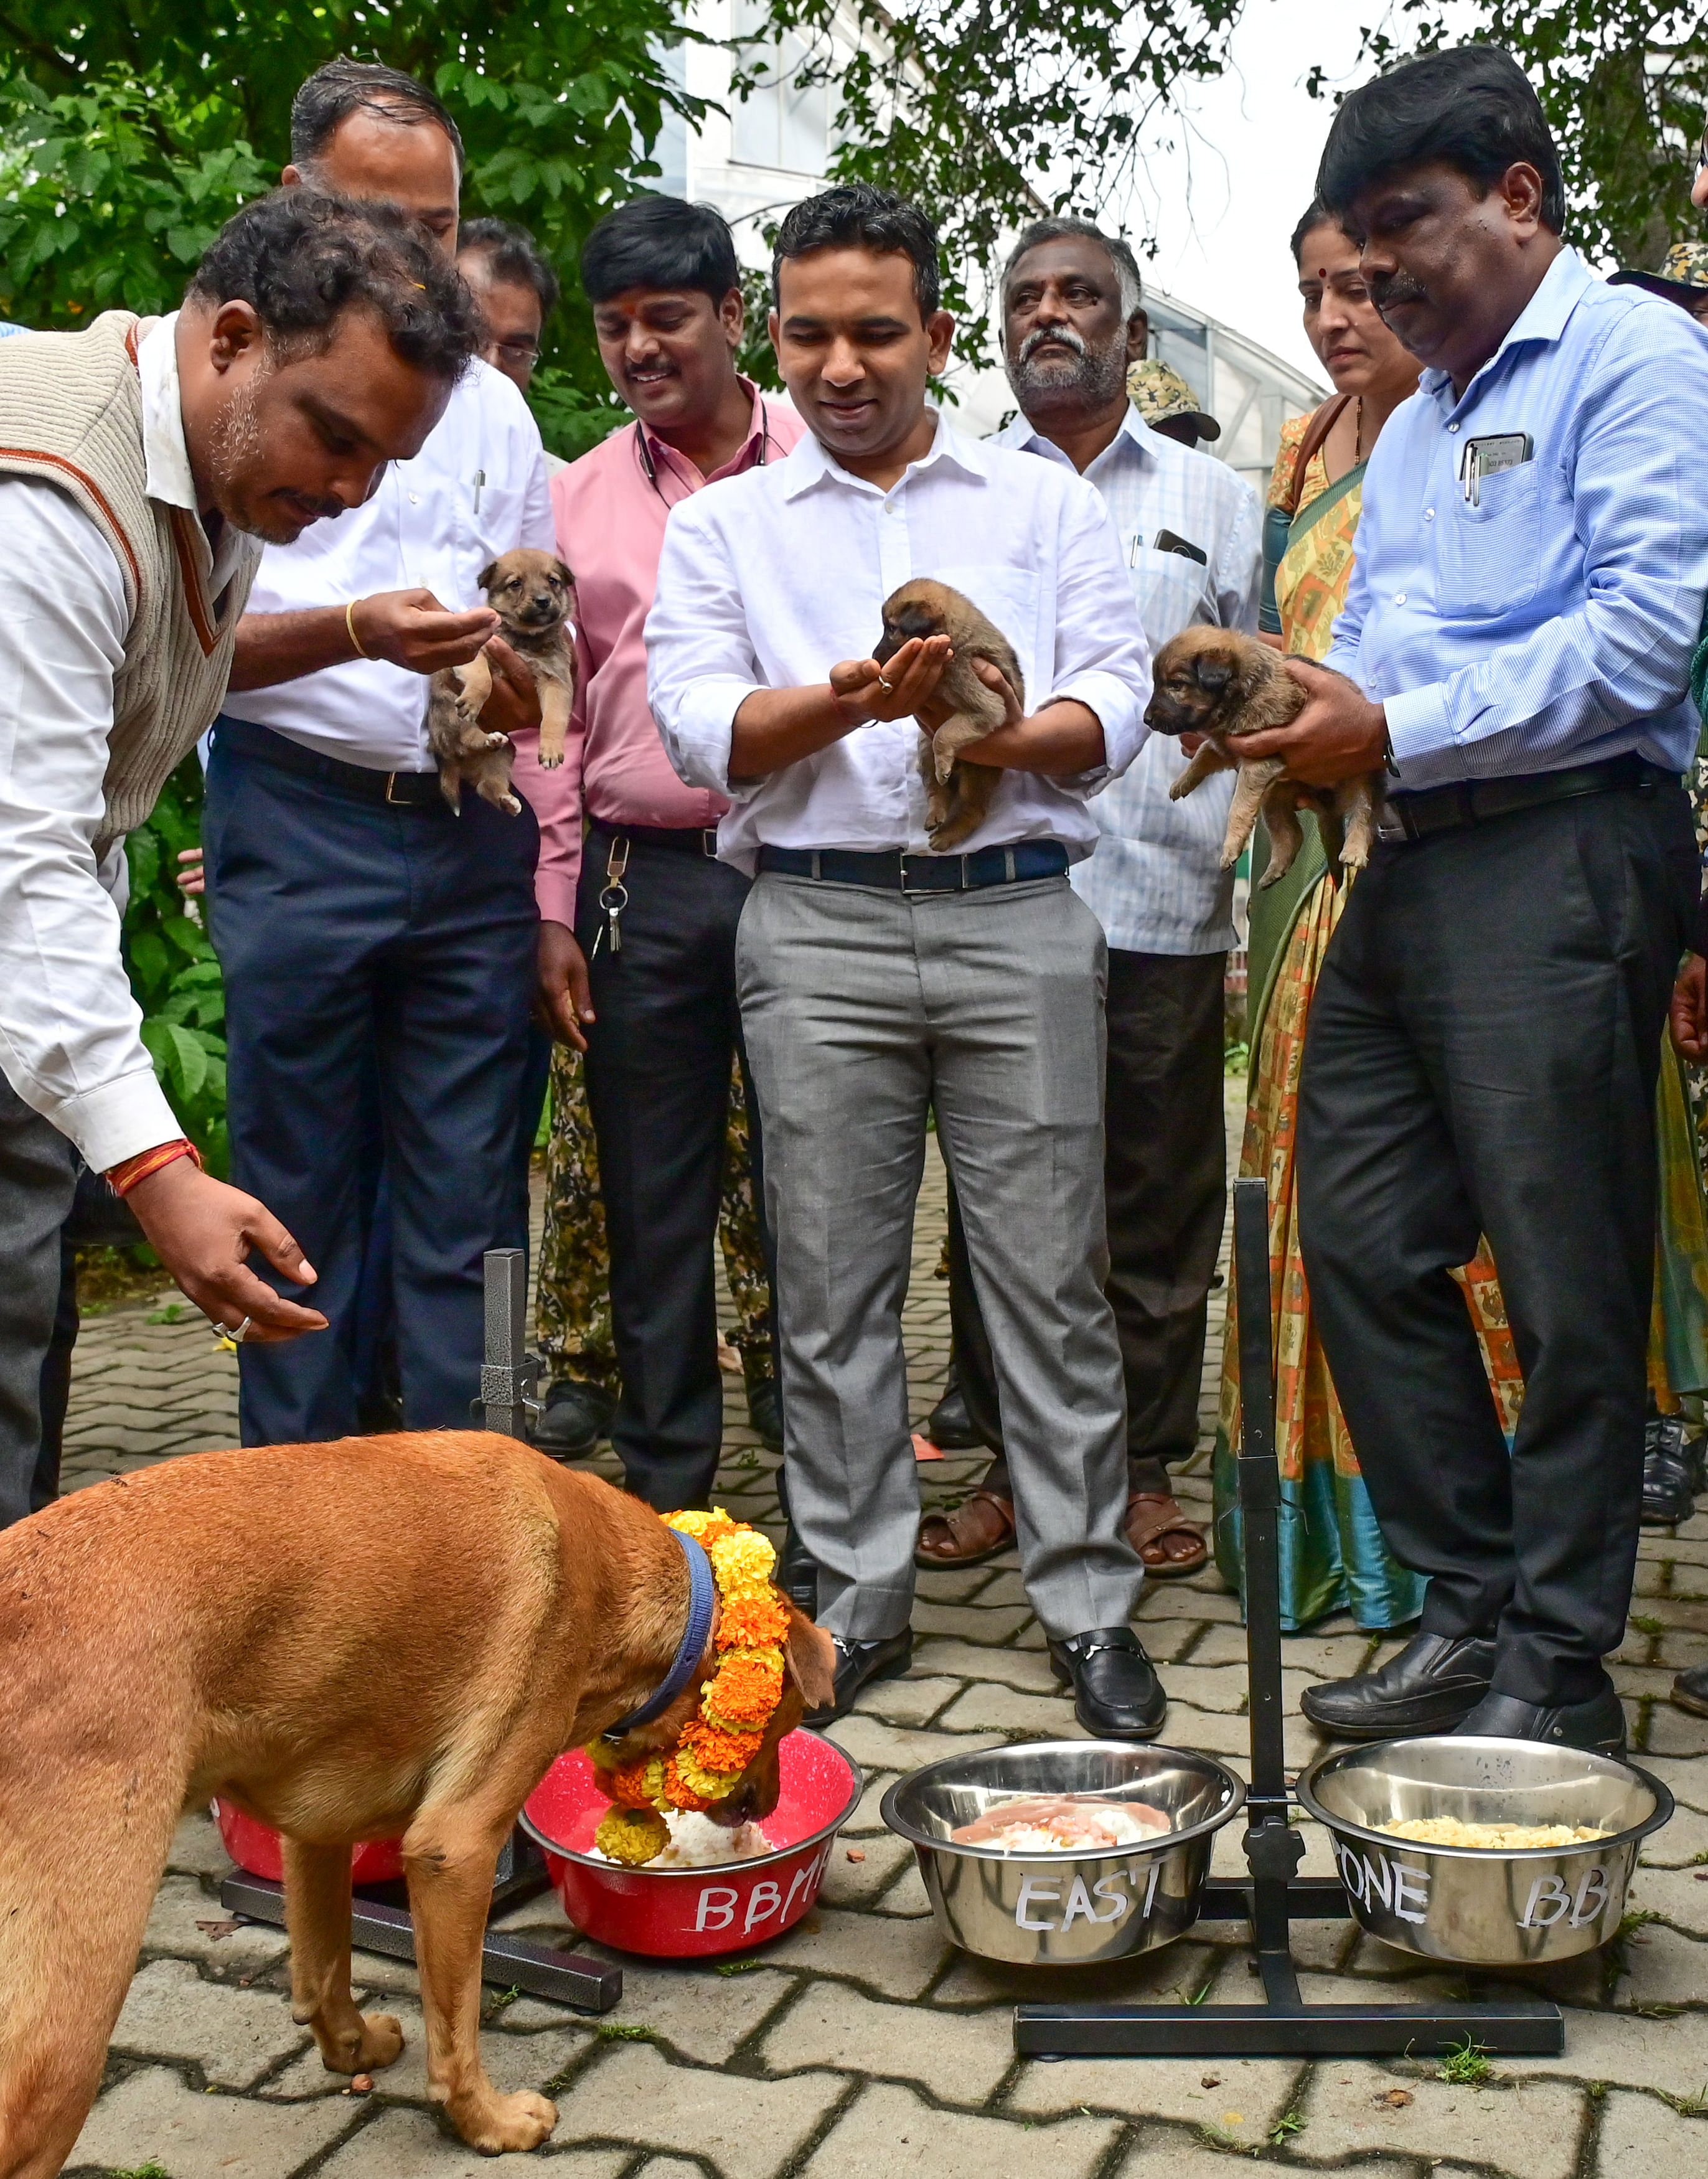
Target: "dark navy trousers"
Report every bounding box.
[204,720,540,1445]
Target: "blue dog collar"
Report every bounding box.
[603,1528,716,1738]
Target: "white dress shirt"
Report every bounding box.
[995,405,1262,955]
[646,412,1151,873]
[224,359,554,771]
[0,315,256,1168]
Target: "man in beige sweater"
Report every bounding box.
[0,189,482,1526]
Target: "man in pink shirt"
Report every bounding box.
[548,197,802,1513]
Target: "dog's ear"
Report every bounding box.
[1196,653,1234,696]
[553,558,575,588]
[477,560,500,592]
[779,1596,837,1711]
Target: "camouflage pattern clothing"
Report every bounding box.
[535,1044,772,1388]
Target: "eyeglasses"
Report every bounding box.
[489,337,541,364]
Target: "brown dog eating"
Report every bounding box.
[873,578,1023,853]
[426,548,577,816]
[0,1434,833,2170]
[1145,625,1380,887]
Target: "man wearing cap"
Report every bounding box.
[1610,241,1708,327]
[916,215,1260,1585]
[1127,358,1224,451]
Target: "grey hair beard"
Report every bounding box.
[205,358,291,544]
[1005,322,1129,412]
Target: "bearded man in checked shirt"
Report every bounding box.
[1237,49,1708,1758]
[647,185,1165,1735]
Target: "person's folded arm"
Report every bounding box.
[1381,311,1708,787]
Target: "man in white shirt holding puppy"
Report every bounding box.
[647,184,1160,1733]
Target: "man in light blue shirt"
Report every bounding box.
[1241,47,1708,1758]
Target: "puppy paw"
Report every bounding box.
[538,752,563,769]
[482,731,510,750]
[499,793,522,815]
[935,751,956,785]
[355,2012,405,2071]
[453,2089,558,2154]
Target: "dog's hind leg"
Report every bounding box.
[1257,784,1305,888]
[1335,776,1377,869]
[0,1753,182,2179]
[404,1791,557,2153]
[283,1836,404,2078]
[1221,756,1288,870]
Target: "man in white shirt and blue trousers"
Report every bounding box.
[648,184,1164,1732]
[1242,49,1708,1757]
[208,64,576,1443]
[919,218,1260,1581]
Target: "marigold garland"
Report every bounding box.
[583,1507,791,1865]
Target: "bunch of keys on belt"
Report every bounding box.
[591,834,630,959]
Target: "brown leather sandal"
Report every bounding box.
[916,1490,1016,1569]
[1125,1490,1209,1579]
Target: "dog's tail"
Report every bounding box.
[0,1706,188,2177]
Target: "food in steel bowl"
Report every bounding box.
[521,1728,860,1959]
[884,1740,1243,1965]
[1299,1736,1673,1966]
[1379,1817,1608,1852]
[950,1794,1171,1851]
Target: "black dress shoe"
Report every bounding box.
[1048,1627,1167,1741]
[778,1520,819,1618]
[1454,1685,1628,1759]
[1300,1631,1497,1740]
[745,1373,786,1453]
[1673,1663,1708,1718]
[533,1378,617,1458]
[1641,1414,1703,1527]
[804,1630,913,1726]
[924,1375,985,1451]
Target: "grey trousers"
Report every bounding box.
[0,1076,77,1529]
[738,872,1143,1640]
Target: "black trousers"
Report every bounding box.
[578,826,770,1511]
[0,1076,76,1530]
[959,947,1228,1492]
[1297,779,1698,1706]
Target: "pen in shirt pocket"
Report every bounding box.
[472,467,486,515]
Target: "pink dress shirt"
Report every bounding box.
[550,381,802,895]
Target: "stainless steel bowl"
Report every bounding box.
[881,1740,1245,1965]
[1298,1736,1673,1966]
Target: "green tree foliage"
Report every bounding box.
[1321,3,1708,271]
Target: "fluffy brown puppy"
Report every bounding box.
[1145,625,1380,887]
[0,1435,833,2172]
[427,548,577,815]
[873,578,1023,852]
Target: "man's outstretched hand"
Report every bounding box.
[1238,656,1389,787]
[1673,953,1708,1062]
[124,1159,328,1343]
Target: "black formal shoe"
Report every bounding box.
[925,1375,984,1451]
[1671,1663,1708,1719]
[778,1520,819,1618]
[1453,1685,1628,1759]
[1048,1627,1167,1741]
[1641,1414,1704,1527]
[804,1630,914,1726]
[533,1378,617,1458]
[745,1373,786,1453]
[1300,1631,1497,1740]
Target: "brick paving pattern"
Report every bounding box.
[57,1088,1708,2178]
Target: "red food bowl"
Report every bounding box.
[519,1728,860,1959]
[212,1800,406,1886]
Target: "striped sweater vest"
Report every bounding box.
[0,311,259,859]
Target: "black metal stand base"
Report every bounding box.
[1011,1183,1565,2064]
[220,1826,621,2014]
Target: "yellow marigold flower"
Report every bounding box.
[664,1508,717,1540]
[663,1754,723,1811]
[716,1591,790,1650]
[710,1529,776,1596]
[595,1807,669,1865]
[584,1737,622,1771]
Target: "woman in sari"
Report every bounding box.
[1211,202,1438,1631]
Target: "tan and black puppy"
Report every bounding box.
[1145,625,1379,887]
[427,548,577,816]
[873,578,1023,853]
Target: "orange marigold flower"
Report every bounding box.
[666,1506,741,1548]
[703,1652,784,1729]
[662,1754,723,1811]
[716,1592,789,1650]
[603,1757,667,1810]
[680,1718,764,1774]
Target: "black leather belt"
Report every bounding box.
[215,716,444,809]
[588,817,720,857]
[757,841,1069,892]
[1381,753,1664,842]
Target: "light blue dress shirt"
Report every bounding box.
[1326,248,1708,791]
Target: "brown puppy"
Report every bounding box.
[0,1434,833,2173]
[427,548,577,815]
[873,578,1023,853]
[1145,625,1380,887]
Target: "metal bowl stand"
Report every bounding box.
[218,1249,622,2016]
[1014,1179,1564,2058]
